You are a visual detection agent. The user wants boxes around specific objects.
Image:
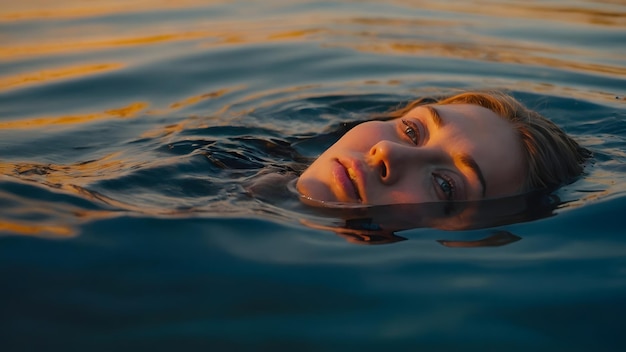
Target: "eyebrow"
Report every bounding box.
[459,154,487,197]
[424,105,443,129]
[426,105,487,197]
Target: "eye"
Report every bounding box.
[434,173,456,201]
[401,119,420,145]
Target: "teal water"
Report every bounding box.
[1,1,626,350]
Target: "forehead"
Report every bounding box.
[408,103,501,127]
[405,102,510,134]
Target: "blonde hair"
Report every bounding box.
[384,91,591,192]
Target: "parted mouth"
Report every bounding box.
[336,158,363,202]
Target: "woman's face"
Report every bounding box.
[296,103,526,205]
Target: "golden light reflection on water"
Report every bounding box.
[0,152,182,227]
[0,0,228,21]
[0,24,330,61]
[0,182,129,238]
[0,102,148,129]
[139,86,246,138]
[0,32,213,60]
[345,41,626,77]
[168,88,233,109]
[268,29,323,40]
[2,0,622,80]
[0,220,75,238]
[3,0,623,27]
[387,0,626,27]
[0,63,123,91]
[0,83,244,141]
[0,153,129,184]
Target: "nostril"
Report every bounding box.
[380,161,387,178]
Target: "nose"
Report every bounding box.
[369,140,409,185]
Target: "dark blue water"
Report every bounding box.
[1,1,626,350]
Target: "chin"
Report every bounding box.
[296,176,337,204]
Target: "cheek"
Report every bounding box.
[378,187,425,204]
[390,171,431,204]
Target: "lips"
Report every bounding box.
[332,159,363,203]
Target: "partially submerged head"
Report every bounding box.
[296,91,590,205]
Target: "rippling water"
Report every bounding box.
[2,1,626,350]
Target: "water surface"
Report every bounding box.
[1,1,626,350]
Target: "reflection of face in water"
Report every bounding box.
[296,104,526,205]
[302,191,558,245]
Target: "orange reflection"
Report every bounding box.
[0,178,130,238]
[1,156,195,218]
[58,153,137,180]
[268,29,321,40]
[0,25,329,60]
[3,152,152,201]
[0,0,228,22]
[5,152,141,184]
[105,102,148,118]
[0,102,148,130]
[0,221,75,238]
[2,0,623,64]
[387,0,626,27]
[139,121,196,139]
[140,86,244,138]
[169,88,232,109]
[344,41,626,77]
[0,31,212,60]
[0,63,123,91]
